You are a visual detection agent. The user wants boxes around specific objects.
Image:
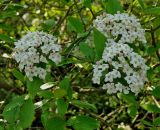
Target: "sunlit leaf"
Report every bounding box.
[141,103,160,113]
[40,82,54,90]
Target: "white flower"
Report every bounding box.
[93,12,146,45]
[13,31,62,81]
[92,42,148,95]
[40,55,48,63]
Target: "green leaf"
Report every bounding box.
[147,68,154,81]
[141,120,153,127]
[3,106,20,123]
[41,111,50,128]
[1,11,16,19]
[57,99,68,116]
[38,90,54,99]
[93,28,106,60]
[105,0,123,14]
[54,89,67,99]
[60,78,72,99]
[0,125,4,130]
[137,0,145,9]
[141,103,160,113]
[68,17,84,33]
[40,82,54,90]
[3,96,24,111]
[0,34,14,43]
[71,100,97,113]
[42,18,55,31]
[147,46,156,55]
[67,115,100,130]
[153,117,160,126]
[118,93,137,105]
[2,96,24,123]
[27,78,43,98]
[152,87,160,99]
[46,117,65,130]
[6,124,22,130]
[0,24,14,31]
[12,69,25,82]
[19,99,35,129]
[127,105,138,118]
[79,42,95,61]
[144,7,160,15]
[83,0,91,8]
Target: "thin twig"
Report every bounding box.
[51,3,75,33]
[152,96,160,108]
[89,8,96,19]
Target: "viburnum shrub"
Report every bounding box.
[13,31,62,81]
[92,12,148,95]
[2,0,160,130]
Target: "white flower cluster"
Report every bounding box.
[93,12,146,44]
[13,31,62,81]
[92,12,148,95]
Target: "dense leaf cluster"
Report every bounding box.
[0,0,160,130]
